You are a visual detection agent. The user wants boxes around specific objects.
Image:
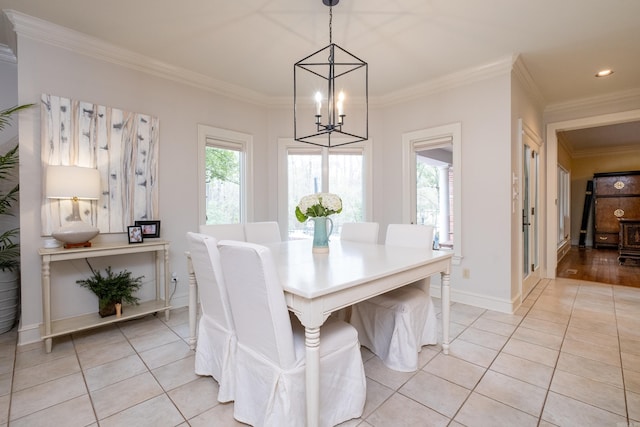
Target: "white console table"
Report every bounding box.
[38,240,171,353]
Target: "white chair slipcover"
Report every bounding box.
[244,221,282,244]
[186,232,236,402]
[218,240,366,427]
[350,224,438,372]
[199,223,246,241]
[340,222,379,244]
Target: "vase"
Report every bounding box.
[311,217,333,253]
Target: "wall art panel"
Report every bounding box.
[41,94,159,235]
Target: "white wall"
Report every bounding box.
[15,35,269,344]
[0,57,17,145]
[374,76,516,309]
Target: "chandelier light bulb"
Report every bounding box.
[315,92,322,116]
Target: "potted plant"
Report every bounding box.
[0,104,33,333]
[76,266,143,317]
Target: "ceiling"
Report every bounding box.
[1,0,640,149]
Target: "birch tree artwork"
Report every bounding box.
[41,94,159,236]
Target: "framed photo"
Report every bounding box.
[135,220,161,238]
[128,226,144,244]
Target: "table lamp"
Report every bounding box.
[46,165,101,248]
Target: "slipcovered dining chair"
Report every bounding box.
[244,221,282,244]
[199,223,246,241]
[186,232,236,403]
[340,222,379,244]
[350,224,437,372]
[218,240,366,427]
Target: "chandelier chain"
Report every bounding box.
[329,5,333,45]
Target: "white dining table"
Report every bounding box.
[187,238,453,427]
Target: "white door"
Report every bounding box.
[521,122,541,298]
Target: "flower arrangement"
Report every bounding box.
[295,192,342,222]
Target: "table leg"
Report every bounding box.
[187,254,197,350]
[305,326,321,427]
[163,246,171,322]
[441,271,451,354]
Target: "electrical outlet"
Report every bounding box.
[462,268,470,279]
[171,272,178,282]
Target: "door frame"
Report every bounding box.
[519,119,542,300]
[544,108,640,278]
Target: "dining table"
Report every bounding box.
[187,238,453,427]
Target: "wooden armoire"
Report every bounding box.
[593,171,640,249]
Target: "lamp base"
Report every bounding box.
[63,241,93,249]
[52,219,99,248]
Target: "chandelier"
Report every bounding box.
[294,0,368,147]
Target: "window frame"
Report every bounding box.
[557,165,570,247]
[278,138,373,238]
[197,124,253,225]
[402,123,462,264]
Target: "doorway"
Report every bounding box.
[545,109,640,279]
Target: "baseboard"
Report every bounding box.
[169,294,188,310]
[430,284,519,314]
[18,323,41,346]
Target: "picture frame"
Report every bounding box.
[135,220,161,238]
[128,226,144,244]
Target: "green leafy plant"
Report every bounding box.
[76,266,144,316]
[0,104,33,271]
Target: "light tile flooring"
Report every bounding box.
[1,277,639,426]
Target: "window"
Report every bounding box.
[403,123,462,263]
[197,125,253,225]
[557,165,570,246]
[279,139,372,240]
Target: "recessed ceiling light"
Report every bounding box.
[595,69,614,77]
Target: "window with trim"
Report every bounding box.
[402,123,462,263]
[278,139,372,240]
[557,165,570,246]
[197,125,253,225]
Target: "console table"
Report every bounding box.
[39,240,171,353]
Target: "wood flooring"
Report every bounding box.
[556,245,640,288]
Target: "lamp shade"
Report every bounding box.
[45,165,101,247]
[46,165,100,200]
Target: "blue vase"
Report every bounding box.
[311,217,333,253]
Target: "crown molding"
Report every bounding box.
[571,144,640,159]
[375,56,516,107]
[3,10,270,106]
[0,44,16,64]
[544,87,640,116]
[512,55,545,108]
[556,132,573,157]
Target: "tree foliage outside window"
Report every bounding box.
[205,146,240,224]
[287,150,364,239]
[416,161,439,227]
[329,153,364,233]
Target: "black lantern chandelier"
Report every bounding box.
[294,0,368,147]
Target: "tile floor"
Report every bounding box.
[0,277,639,426]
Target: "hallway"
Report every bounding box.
[557,246,640,288]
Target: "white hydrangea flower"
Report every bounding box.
[319,193,342,211]
[295,192,342,222]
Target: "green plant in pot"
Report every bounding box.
[76,266,144,317]
[0,104,34,333]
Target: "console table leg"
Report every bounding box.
[45,338,52,353]
[441,271,451,355]
[187,254,198,350]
